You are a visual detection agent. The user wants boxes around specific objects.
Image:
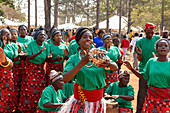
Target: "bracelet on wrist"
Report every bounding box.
[0,58,10,68]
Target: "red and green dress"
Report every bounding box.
[19,40,50,112]
[105,82,134,113]
[99,46,121,89]
[141,58,170,113]
[60,54,113,113]
[0,43,15,112]
[6,42,26,108]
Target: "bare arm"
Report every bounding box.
[123,61,144,80]
[43,102,63,108]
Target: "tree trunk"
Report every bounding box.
[87,0,90,26]
[44,0,51,30]
[28,0,30,32]
[35,0,37,28]
[128,0,132,33]
[106,0,109,33]
[161,0,164,32]
[96,0,100,29]
[119,0,122,39]
[54,0,58,27]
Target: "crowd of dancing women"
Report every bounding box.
[0,22,169,113]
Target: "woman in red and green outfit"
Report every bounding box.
[124,38,170,112]
[0,28,15,112]
[9,28,28,109]
[99,34,122,89]
[60,27,118,113]
[19,30,51,112]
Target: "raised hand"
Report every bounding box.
[0,47,7,63]
[39,46,46,54]
[18,51,28,57]
[135,46,142,55]
[111,95,119,99]
[47,52,53,58]
[17,45,22,53]
[80,49,90,65]
[123,61,132,70]
[55,55,63,61]
[64,48,69,57]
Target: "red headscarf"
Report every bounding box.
[144,23,156,31]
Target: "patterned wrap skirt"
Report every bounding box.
[19,61,47,113]
[105,71,118,90]
[0,67,15,112]
[13,63,23,108]
[142,86,170,113]
[119,107,132,113]
[59,82,106,113]
[46,62,63,85]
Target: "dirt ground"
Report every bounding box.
[122,51,139,113]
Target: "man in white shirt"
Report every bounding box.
[130,33,139,70]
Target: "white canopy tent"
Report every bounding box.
[58,23,80,29]
[90,15,127,30]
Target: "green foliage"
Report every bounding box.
[131,0,170,30]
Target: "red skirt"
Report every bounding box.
[119,107,132,113]
[46,62,63,85]
[0,67,15,112]
[105,71,118,90]
[142,86,170,113]
[13,63,23,108]
[19,61,47,113]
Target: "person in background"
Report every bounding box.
[104,70,134,113]
[130,33,139,70]
[155,32,160,36]
[126,32,130,41]
[113,38,124,73]
[93,29,105,48]
[162,30,169,39]
[134,23,160,113]
[140,30,145,37]
[17,25,34,48]
[61,29,65,41]
[64,29,69,44]
[46,26,65,45]
[121,35,130,60]
[139,33,143,39]
[68,29,72,39]
[129,30,133,42]
[37,70,66,112]
[124,38,170,113]
[99,34,122,89]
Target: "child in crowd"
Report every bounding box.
[104,70,134,113]
[121,35,130,60]
[37,70,66,112]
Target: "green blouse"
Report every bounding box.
[17,35,34,45]
[105,82,134,110]
[49,43,67,64]
[141,58,170,88]
[63,54,113,90]
[99,46,121,63]
[38,85,66,111]
[26,40,50,64]
[134,35,160,72]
